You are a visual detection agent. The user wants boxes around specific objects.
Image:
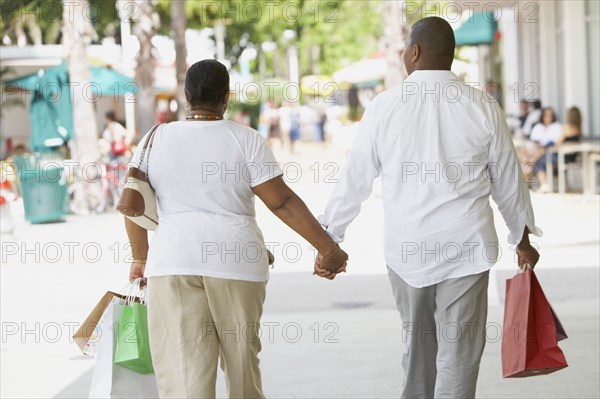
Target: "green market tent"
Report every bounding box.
[455,12,498,46]
[88,66,138,97]
[4,61,137,152]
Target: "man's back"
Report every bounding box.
[377,71,496,229]
[317,17,542,398]
[321,70,540,287]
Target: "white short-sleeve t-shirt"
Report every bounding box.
[129,120,283,282]
[530,122,562,146]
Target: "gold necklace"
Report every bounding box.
[186,114,223,120]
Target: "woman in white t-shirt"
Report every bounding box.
[526,107,562,192]
[103,111,129,161]
[124,60,348,398]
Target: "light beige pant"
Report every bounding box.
[147,275,267,399]
[387,268,489,399]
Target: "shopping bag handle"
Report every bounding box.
[518,263,532,273]
[119,278,147,305]
[128,278,147,304]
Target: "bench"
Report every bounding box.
[546,141,600,194]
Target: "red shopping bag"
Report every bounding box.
[501,268,568,377]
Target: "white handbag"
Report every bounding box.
[117,125,161,230]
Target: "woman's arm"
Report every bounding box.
[125,217,149,282]
[555,124,569,146]
[252,176,348,275]
[555,131,566,146]
[556,124,581,146]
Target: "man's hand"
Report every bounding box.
[321,245,349,273]
[313,246,348,280]
[516,243,540,269]
[129,262,147,284]
[314,253,336,280]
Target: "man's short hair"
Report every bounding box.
[409,17,456,67]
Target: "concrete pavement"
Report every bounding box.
[1,143,599,398]
[15,273,600,398]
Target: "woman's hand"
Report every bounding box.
[313,247,348,280]
[129,262,147,284]
[320,246,349,273]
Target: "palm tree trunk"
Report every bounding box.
[63,0,100,165]
[172,0,188,121]
[63,0,102,213]
[381,0,409,89]
[133,0,158,140]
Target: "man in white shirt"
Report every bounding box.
[522,99,543,137]
[317,17,541,398]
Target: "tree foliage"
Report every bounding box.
[1,0,383,78]
[153,0,381,77]
[0,0,120,45]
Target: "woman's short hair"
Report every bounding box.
[185,59,230,108]
[565,106,582,131]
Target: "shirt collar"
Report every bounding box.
[404,70,460,82]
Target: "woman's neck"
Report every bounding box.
[189,106,223,118]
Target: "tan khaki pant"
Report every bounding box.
[147,275,267,399]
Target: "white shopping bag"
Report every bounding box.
[89,298,159,398]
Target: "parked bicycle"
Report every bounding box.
[68,161,128,215]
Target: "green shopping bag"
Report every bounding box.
[114,301,154,374]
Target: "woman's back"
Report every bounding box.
[149,121,277,215]
[131,120,282,281]
[124,59,348,399]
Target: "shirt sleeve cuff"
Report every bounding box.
[317,215,345,243]
[508,220,543,245]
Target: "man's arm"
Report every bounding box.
[318,104,381,243]
[488,102,542,268]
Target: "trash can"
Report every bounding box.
[15,157,69,224]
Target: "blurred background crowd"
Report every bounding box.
[0,0,599,232]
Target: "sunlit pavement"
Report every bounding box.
[1,143,598,398]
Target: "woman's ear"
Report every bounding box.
[223,91,230,112]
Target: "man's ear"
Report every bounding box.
[412,44,421,64]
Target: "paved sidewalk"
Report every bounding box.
[43,274,600,398]
[1,143,598,398]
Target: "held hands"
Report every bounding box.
[313,245,349,280]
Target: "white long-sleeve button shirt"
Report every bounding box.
[319,70,542,288]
